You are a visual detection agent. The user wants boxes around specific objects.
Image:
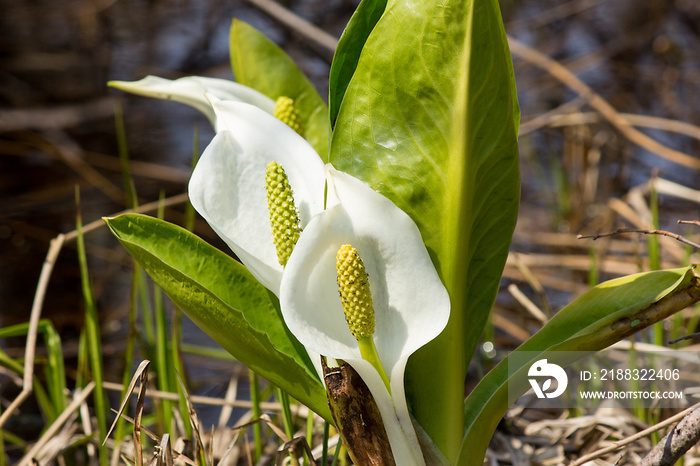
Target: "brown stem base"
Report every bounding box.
[322,357,396,466]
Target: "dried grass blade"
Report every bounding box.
[275,437,315,466]
[17,381,95,466]
[104,360,151,444]
[508,283,548,324]
[218,373,240,429]
[260,413,290,443]
[79,388,96,459]
[115,412,159,442]
[217,427,242,466]
[161,433,174,466]
[175,371,207,465]
[133,360,150,466]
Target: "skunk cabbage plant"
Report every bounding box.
[106,4,700,464]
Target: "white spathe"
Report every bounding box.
[108,75,276,126]
[187,100,325,296]
[280,167,451,465]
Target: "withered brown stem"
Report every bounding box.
[322,357,396,466]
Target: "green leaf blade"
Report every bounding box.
[328,0,388,127]
[230,19,330,158]
[329,0,519,458]
[105,214,331,421]
[459,266,700,465]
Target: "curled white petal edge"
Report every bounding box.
[109,75,275,126]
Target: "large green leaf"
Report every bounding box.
[459,266,700,464]
[104,214,332,421]
[328,0,519,459]
[229,19,330,158]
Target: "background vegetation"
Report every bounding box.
[2,0,700,463]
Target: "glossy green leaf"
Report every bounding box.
[328,0,519,459]
[229,19,330,158]
[104,214,332,421]
[459,266,700,464]
[328,0,387,127]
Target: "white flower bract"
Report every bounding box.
[187,100,325,295]
[280,167,451,465]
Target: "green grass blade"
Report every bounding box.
[114,264,140,446]
[277,388,294,441]
[137,269,155,351]
[249,369,263,462]
[114,100,138,210]
[0,320,65,416]
[0,345,56,423]
[154,191,173,433]
[649,179,664,346]
[41,321,66,415]
[330,436,343,466]
[75,187,109,465]
[75,327,88,390]
[321,421,330,465]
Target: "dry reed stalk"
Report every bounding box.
[243,0,338,55]
[604,192,691,263]
[133,361,150,466]
[506,36,700,170]
[0,97,116,132]
[501,265,588,294]
[514,230,636,253]
[507,283,548,325]
[509,252,552,316]
[524,111,700,142]
[219,373,242,429]
[0,233,65,429]
[655,178,700,204]
[506,252,641,275]
[83,150,190,183]
[491,309,534,343]
[41,129,125,202]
